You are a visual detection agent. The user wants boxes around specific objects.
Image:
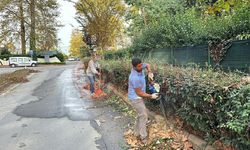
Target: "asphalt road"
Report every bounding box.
[0,62,129,150]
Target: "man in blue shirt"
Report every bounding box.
[128,58,158,144]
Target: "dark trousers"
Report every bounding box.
[87,76,95,94]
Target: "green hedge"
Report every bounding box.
[130,5,250,54]
[0,54,30,60]
[100,59,250,149]
[53,52,65,62]
[158,66,250,149]
[36,52,65,63]
[0,47,11,55]
[103,49,131,60]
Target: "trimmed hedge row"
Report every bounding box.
[157,65,250,149]
[0,52,65,63]
[103,49,131,60]
[0,54,30,60]
[100,59,250,149]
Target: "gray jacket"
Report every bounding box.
[86,59,99,76]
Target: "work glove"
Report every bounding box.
[151,93,159,99]
[148,72,154,81]
[97,72,101,76]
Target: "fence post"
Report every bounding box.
[171,48,174,65]
[207,47,211,66]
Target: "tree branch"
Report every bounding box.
[5,7,31,26]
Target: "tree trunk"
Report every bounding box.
[19,0,26,54]
[30,0,36,51]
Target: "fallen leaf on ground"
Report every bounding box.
[124,119,193,149]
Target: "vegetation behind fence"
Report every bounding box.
[133,40,250,72]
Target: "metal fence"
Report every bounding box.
[146,39,250,72]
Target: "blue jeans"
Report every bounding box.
[88,76,95,94]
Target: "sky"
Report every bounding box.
[57,0,79,55]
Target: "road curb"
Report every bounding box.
[106,84,216,150]
[188,134,208,150]
[27,72,35,80]
[0,83,21,96]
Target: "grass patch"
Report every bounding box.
[0,69,39,93]
[38,62,66,65]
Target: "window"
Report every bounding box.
[18,58,23,63]
[24,58,29,63]
[11,58,17,62]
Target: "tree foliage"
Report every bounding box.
[0,0,61,54]
[69,29,86,57]
[0,0,26,53]
[75,0,125,50]
[36,0,61,51]
[125,0,185,35]
[125,0,250,53]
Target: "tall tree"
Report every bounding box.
[35,0,61,51]
[69,29,86,57]
[19,0,26,54]
[75,0,125,50]
[0,0,61,54]
[0,0,28,54]
[29,0,36,51]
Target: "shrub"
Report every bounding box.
[100,59,131,91]
[103,49,131,60]
[35,51,65,62]
[0,47,11,55]
[156,65,249,149]
[0,54,30,60]
[130,5,250,54]
[100,59,250,149]
[55,52,65,62]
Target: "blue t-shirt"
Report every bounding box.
[128,63,147,101]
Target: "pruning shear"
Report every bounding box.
[148,73,168,120]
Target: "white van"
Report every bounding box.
[9,57,38,68]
